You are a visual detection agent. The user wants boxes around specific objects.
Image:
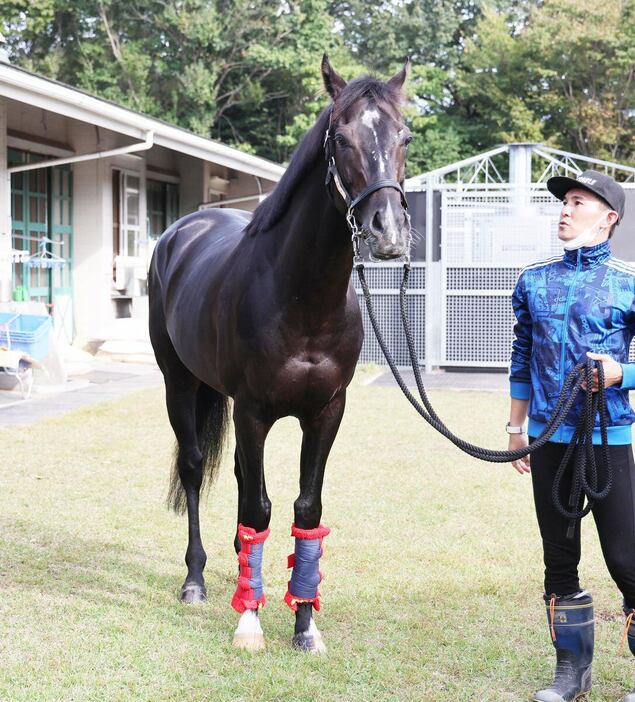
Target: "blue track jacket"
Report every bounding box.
[510,240,635,444]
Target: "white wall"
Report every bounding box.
[176,153,205,215]
[72,150,113,340]
[2,97,282,339]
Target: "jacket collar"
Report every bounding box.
[562,239,611,268]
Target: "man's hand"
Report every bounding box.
[509,433,530,474]
[582,352,623,392]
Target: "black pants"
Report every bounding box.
[529,439,635,608]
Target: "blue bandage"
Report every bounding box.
[284,523,330,611]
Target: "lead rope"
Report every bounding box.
[355,261,613,534]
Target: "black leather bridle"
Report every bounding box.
[323,110,410,263]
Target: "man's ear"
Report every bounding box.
[321,54,347,100]
[604,210,619,229]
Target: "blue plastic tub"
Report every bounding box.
[0,312,51,360]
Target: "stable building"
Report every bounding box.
[0,60,284,344]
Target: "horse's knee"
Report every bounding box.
[293,497,321,528]
[260,497,272,525]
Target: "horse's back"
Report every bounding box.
[149,208,250,376]
[151,208,249,292]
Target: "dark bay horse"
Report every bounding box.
[148,56,411,652]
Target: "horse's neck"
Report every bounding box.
[270,165,353,308]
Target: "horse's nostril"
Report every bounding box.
[372,211,383,231]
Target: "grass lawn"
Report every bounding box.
[1,367,634,701]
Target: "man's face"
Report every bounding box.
[558,187,614,243]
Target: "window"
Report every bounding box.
[147,179,180,239]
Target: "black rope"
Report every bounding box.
[356,262,613,535]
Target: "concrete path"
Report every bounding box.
[368,368,508,392]
[0,360,162,427]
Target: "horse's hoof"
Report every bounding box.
[233,631,265,651]
[233,609,265,652]
[180,583,206,604]
[292,630,326,654]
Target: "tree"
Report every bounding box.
[0,0,336,162]
[458,0,635,162]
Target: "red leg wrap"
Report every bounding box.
[231,523,270,614]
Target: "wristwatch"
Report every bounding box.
[505,422,526,435]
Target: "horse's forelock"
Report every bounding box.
[331,76,403,124]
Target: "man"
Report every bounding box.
[507,170,635,702]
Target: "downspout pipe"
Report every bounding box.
[8,131,154,174]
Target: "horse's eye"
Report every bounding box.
[334,135,350,148]
[403,136,413,147]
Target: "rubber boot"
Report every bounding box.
[619,604,635,702]
[533,591,594,702]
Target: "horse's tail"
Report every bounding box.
[167,384,231,515]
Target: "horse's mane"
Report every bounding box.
[245,76,402,237]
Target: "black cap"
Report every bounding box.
[547,169,625,222]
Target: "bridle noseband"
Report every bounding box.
[323,110,410,264]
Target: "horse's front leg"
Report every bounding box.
[231,401,273,651]
[287,391,346,653]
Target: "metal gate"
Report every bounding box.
[354,189,564,369]
[354,262,426,366]
[440,190,561,367]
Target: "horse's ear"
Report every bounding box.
[387,58,411,93]
[321,53,347,100]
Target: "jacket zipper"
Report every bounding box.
[560,248,582,393]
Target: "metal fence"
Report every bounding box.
[353,262,426,366]
[440,190,561,367]
[354,188,635,368]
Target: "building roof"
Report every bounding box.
[0,62,285,182]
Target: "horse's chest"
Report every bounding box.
[272,353,344,409]
[244,326,357,414]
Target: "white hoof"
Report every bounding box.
[232,609,265,652]
[308,618,326,654]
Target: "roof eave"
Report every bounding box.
[0,63,285,182]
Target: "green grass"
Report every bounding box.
[1,368,634,701]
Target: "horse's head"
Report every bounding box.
[322,55,412,261]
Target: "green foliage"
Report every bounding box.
[458,0,635,162]
[1,0,634,169]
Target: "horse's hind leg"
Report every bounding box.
[287,391,347,653]
[149,280,228,603]
[164,373,209,603]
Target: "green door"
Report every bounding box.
[50,165,74,342]
[9,149,74,340]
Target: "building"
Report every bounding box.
[0,60,284,344]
